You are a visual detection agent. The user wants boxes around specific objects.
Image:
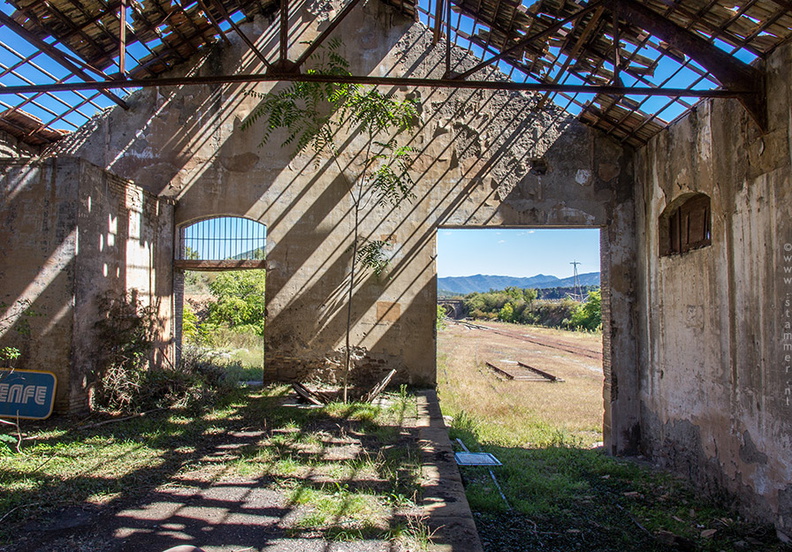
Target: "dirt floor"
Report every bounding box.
[2,391,470,552]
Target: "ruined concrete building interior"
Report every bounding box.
[0,0,791,540]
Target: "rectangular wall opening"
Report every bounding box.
[435,227,604,445]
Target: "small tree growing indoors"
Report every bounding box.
[243,39,420,401]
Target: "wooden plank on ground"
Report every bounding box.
[292,382,326,405]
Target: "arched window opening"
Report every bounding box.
[173,216,267,385]
[176,216,266,270]
[659,193,711,256]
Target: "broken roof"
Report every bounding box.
[0,0,790,148]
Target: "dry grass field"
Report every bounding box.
[436,321,788,551]
[437,320,604,447]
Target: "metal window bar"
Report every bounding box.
[179,217,266,261]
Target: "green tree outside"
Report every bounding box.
[570,290,602,331]
[498,302,516,323]
[460,286,601,331]
[206,271,266,337]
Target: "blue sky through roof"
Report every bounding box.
[0,0,255,132]
[0,0,766,137]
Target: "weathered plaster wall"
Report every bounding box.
[0,159,78,412]
[51,0,638,450]
[0,158,174,413]
[635,43,792,539]
[71,163,175,412]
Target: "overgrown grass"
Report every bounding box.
[0,386,428,549]
[180,341,263,386]
[437,324,787,552]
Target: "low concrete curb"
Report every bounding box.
[416,390,484,552]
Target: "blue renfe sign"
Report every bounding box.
[0,369,57,420]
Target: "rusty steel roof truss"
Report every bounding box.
[0,0,790,148]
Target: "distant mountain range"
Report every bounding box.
[438,272,600,295]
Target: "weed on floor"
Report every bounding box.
[0,386,428,551]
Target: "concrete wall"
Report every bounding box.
[0,158,174,413]
[0,159,79,412]
[50,0,639,450]
[635,43,792,540]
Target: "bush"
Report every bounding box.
[206,270,266,336]
[498,302,516,323]
[93,291,237,413]
[464,287,599,331]
[569,291,602,331]
[92,291,159,411]
[94,348,237,414]
[182,304,201,344]
[464,287,538,323]
[436,305,447,330]
[527,299,579,328]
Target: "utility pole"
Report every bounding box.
[570,260,581,301]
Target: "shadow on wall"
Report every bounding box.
[56,0,410,200]
[250,75,616,387]
[49,0,624,390]
[0,159,174,413]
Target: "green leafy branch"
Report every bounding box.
[242,39,419,212]
[355,240,391,277]
[244,38,422,401]
[242,38,355,156]
[371,143,416,208]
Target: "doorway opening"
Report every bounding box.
[435,227,604,444]
[174,217,267,385]
[434,226,608,544]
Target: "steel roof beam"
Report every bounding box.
[0,12,129,110]
[0,72,756,97]
[432,0,443,44]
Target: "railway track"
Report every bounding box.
[452,320,602,361]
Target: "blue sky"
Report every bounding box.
[182,217,266,260]
[437,228,600,279]
[1,0,758,135]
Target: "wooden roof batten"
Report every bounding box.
[601,0,767,130]
[1,0,789,148]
